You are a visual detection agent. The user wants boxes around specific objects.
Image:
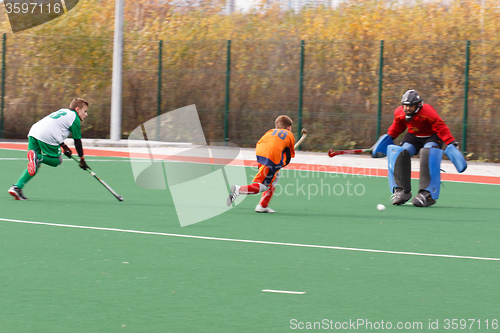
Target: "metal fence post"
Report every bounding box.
[156,40,162,140]
[376,40,384,139]
[158,40,162,118]
[462,40,470,153]
[224,40,231,143]
[297,40,304,149]
[0,33,6,139]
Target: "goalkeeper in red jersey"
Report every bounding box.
[227,115,295,213]
[8,98,90,200]
[371,90,467,207]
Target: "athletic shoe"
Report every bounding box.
[8,185,27,200]
[226,185,240,206]
[255,204,275,213]
[27,150,39,176]
[412,190,436,207]
[391,187,412,205]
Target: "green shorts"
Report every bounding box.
[28,136,61,157]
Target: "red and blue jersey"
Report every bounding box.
[255,129,295,169]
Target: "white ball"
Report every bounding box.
[377,204,386,211]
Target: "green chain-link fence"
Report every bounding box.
[1,35,499,161]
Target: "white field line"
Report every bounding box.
[0,217,499,262]
[262,289,306,294]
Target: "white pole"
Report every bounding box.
[225,0,235,14]
[110,0,124,141]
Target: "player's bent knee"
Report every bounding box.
[419,148,443,199]
[401,142,417,156]
[58,155,63,165]
[259,183,269,192]
[423,142,440,149]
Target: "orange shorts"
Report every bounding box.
[252,164,279,186]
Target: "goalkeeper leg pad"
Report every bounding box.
[418,147,443,200]
[387,145,411,194]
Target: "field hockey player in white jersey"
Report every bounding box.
[8,98,90,200]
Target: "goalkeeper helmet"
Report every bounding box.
[401,89,423,121]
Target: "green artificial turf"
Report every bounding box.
[1,149,499,332]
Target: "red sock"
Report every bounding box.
[239,183,262,195]
[259,185,275,208]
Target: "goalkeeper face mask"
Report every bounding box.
[403,104,421,121]
[401,90,423,121]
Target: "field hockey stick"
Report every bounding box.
[294,128,307,150]
[71,156,124,201]
[328,148,372,158]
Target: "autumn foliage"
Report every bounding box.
[1,0,499,160]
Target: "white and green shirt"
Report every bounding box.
[28,109,82,145]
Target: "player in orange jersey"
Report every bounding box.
[227,115,295,213]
